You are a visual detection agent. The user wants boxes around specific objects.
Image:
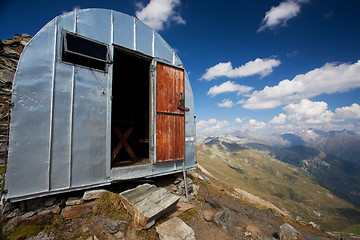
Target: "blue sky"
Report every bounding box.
[1,0,360,136]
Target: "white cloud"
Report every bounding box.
[270,113,287,124]
[201,58,281,80]
[258,0,307,32]
[242,60,360,109]
[218,99,234,108]
[235,117,243,123]
[268,100,360,134]
[197,118,217,129]
[335,103,360,120]
[283,99,334,124]
[207,81,253,97]
[136,0,185,31]
[196,118,230,135]
[246,119,268,130]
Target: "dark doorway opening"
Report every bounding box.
[111,48,151,167]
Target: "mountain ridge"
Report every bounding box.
[197,138,360,233]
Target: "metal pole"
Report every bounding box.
[182,160,189,202]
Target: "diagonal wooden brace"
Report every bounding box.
[112,125,137,161]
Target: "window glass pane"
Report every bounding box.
[66,33,108,61]
[61,32,109,71]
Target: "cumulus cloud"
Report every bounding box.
[268,100,360,133]
[270,113,287,124]
[283,99,334,124]
[242,60,360,109]
[207,81,253,97]
[196,118,230,135]
[235,117,243,123]
[218,99,234,108]
[258,0,307,32]
[201,58,281,80]
[136,0,185,31]
[335,103,360,120]
[197,118,217,129]
[246,119,268,130]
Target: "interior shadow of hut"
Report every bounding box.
[111,48,151,167]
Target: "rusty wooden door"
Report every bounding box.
[155,61,185,162]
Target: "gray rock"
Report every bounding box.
[25,231,55,240]
[279,223,300,240]
[22,211,36,219]
[156,217,196,240]
[204,197,221,209]
[66,197,84,206]
[44,197,56,207]
[173,176,197,196]
[83,189,109,201]
[0,69,15,84]
[213,207,236,233]
[4,208,20,219]
[2,48,20,59]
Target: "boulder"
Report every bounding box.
[156,217,196,240]
[119,184,179,230]
[279,223,301,240]
[213,207,236,233]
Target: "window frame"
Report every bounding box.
[61,30,112,72]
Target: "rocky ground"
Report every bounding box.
[1,167,358,240]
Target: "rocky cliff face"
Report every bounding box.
[0,34,32,162]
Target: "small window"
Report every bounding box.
[62,31,110,71]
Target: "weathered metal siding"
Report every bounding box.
[6,21,56,197]
[156,63,185,162]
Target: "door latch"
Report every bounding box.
[177,93,189,112]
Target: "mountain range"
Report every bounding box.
[196,129,360,232]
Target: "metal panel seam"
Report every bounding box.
[106,10,114,179]
[152,30,155,57]
[48,17,58,191]
[68,9,78,188]
[133,17,136,50]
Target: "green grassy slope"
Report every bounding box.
[196,143,360,232]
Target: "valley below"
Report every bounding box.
[196,133,360,234]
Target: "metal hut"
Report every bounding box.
[5,9,196,202]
